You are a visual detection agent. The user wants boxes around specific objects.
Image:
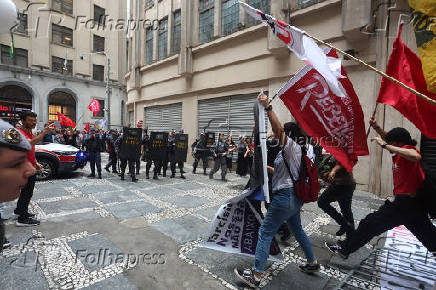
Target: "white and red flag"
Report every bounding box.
[88,98,101,117]
[239,1,346,98]
[277,49,369,172]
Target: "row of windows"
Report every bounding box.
[1,45,105,81]
[144,0,270,65]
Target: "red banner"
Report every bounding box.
[88,98,101,116]
[278,50,369,172]
[57,112,76,128]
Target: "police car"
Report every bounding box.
[35,143,80,181]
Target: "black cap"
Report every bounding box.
[0,120,31,152]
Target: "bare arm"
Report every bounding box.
[369,117,387,140]
[258,94,286,147]
[372,137,421,162]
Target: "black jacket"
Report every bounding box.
[83,136,105,153]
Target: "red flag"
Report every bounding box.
[278,49,369,172]
[57,112,76,128]
[377,24,436,139]
[84,122,90,133]
[88,98,101,116]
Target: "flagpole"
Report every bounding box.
[303,31,436,106]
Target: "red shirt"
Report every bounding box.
[19,129,36,167]
[392,145,425,195]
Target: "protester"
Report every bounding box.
[105,130,118,174]
[209,133,229,182]
[0,119,35,250]
[225,135,236,173]
[83,129,104,179]
[318,156,356,238]
[236,136,248,176]
[326,119,436,258]
[42,123,55,143]
[192,133,209,175]
[15,111,54,226]
[64,129,78,148]
[235,94,320,288]
[244,137,254,174]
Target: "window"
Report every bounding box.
[145,26,153,65]
[221,0,239,36]
[52,0,73,15]
[158,18,168,60]
[199,0,214,44]
[52,56,72,75]
[145,0,154,9]
[1,45,28,67]
[52,24,73,46]
[297,0,326,9]
[95,99,105,118]
[93,35,105,52]
[247,0,270,27]
[173,10,181,54]
[93,65,105,81]
[94,5,106,25]
[16,13,27,35]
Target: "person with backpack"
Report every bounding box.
[326,119,436,258]
[317,156,356,239]
[235,94,320,289]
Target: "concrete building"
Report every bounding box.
[126,0,434,195]
[0,0,128,130]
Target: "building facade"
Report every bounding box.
[0,0,128,130]
[126,0,429,195]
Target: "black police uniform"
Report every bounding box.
[115,135,138,182]
[141,134,154,179]
[192,135,209,175]
[209,138,229,181]
[83,134,105,178]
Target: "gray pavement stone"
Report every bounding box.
[171,182,205,191]
[166,195,210,209]
[93,190,140,204]
[34,187,70,200]
[195,206,221,220]
[0,252,49,290]
[104,201,161,220]
[151,215,210,243]
[84,274,137,290]
[49,211,102,223]
[80,184,120,194]
[38,198,99,215]
[68,234,124,272]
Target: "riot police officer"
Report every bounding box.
[192,133,209,175]
[167,130,186,179]
[209,133,229,182]
[141,130,153,179]
[115,130,139,182]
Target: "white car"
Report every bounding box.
[35,143,80,181]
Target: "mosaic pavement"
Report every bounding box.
[0,154,399,290]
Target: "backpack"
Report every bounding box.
[282,148,320,203]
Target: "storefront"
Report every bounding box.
[0,85,33,124]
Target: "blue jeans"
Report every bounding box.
[253,187,316,273]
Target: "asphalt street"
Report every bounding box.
[0,154,406,290]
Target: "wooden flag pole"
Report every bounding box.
[303,31,436,106]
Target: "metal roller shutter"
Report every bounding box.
[229,93,259,140]
[145,102,182,132]
[198,96,230,138]
[421,134,436,179]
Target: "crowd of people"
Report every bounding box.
[1,94,435,289]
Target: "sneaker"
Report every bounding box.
[234,268,260,288]
[325,242,348,259]
[299,262,320,273]
[16,217,40,227]
[14,210,35,218]
[3,239,11,249]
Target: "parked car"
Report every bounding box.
[35,143,80,181]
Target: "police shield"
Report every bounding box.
[174,134,188,162]
[150,131,168,161]
[120,127,142,160]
